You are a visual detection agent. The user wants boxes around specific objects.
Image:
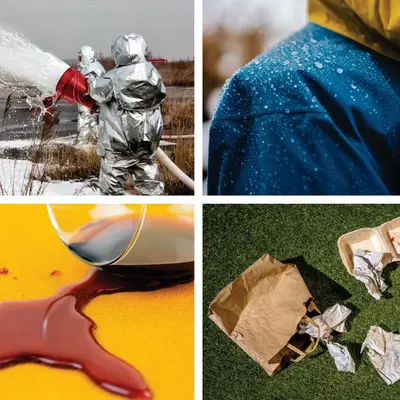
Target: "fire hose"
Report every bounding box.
[156,148,195,191]
[55,67,195,192]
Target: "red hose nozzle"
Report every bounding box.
[55,67,96,110]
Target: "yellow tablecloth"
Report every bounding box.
[0,205,194,400]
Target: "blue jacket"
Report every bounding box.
[208,24,400,195]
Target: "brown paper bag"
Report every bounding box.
[208,254,320,376]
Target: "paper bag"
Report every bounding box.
[208,254,319,376]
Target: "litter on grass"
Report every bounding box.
[299,304,355,373]
[326,342,355,373]
[362,326,400,385]
[353,250,391,300]
[299,304,351,339]
[208,255,319,376]
[209,255,355,376]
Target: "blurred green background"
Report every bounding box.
[203,204,400,400]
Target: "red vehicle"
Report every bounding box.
[149,58,168,64]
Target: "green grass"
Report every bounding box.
[203,204,400,400]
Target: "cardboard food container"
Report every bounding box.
[338,217,400,273]
[208,254,320,376]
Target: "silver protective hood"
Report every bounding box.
[111,33,149,67]
[77,46,106,82]
[88,33,166,195]
[79,45,96,67]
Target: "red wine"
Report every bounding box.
[0,268,192,399]
[67,214,194,274]
[67,217,137,265]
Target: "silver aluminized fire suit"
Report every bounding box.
[76,46,105,146]
[89,34,166,196]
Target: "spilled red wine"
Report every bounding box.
[0,268,193,399]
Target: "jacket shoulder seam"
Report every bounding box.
[213,109,328,122]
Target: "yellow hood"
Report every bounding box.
[309,0,400,62]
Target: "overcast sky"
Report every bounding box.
[2,0,194,59]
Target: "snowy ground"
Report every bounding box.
[0,135,78,149]
[0,136,177,196]
[0,158,99,196]
[0,136,100,196]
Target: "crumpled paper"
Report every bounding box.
[353,250,392,300]
[326,341,355,373]
[299,304,355,373]
[362,326,400,385]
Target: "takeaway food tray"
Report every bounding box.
[338,217,400,273]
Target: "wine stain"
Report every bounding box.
[0,267,193,399]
